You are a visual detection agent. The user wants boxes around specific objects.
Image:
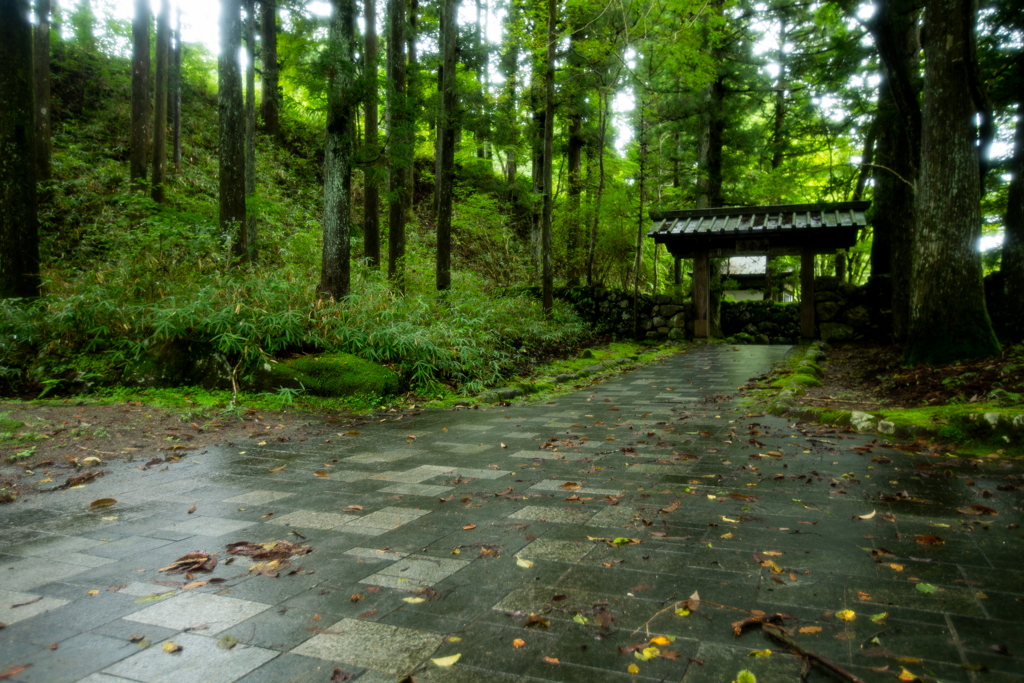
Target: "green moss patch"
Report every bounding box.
[270,353,399,399]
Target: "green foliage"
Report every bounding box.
[271,353,399,398]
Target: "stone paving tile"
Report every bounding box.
[103,632,278,683]
[3,344,1024,683]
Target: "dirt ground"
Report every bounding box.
[793,342,1024,412]
[0,401,416,502]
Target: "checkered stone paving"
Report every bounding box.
[1,344,1022,683]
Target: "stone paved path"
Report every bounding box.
[1,345,1022,683]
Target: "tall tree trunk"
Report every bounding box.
[151,0,170,202]
[244,0,257,260]
[0,0,40,298]
[386,0,407,289]
[171,8,182,173]
[1001,66,1024,341]
[405,0,417,213]
[363,0,380,267]
[33,0,52,183]
[260,0,280,140]
[586,89,608,287]
[130,0,150,184]
[540,0,555,316]
[633,105,647,332]
[565,18,584,288]
[868,0,921,340]
[219,0,247,259]
[903,0,999,364]
[319,0,356,299]
[436,0,457,291]
[499,0,520,186]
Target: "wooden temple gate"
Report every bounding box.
[648,201,870,339]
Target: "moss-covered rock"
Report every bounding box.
[268,353,399,398]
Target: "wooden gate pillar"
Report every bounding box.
[693,251,710,338]
[800,249,816,339]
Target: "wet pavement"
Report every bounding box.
[1,344,1022,683]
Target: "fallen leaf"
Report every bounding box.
[431,654,461,667]
[748,649,771,657]
[344,505,363,513]
[543,656,560,664]
[268,465,286,473]
[523,614,550,628]
[914,535,944,545]
[330,668,355,682]
[870,612,888,623]
[403,597,425,604]
[314,471,330,478]
[650,636,675,645]
[627,663,640,674]
[87,590,100,596]
[89,498,117,509]
[798,626,822,634]
[181,581,208,590]
[516,557,534,569]
[915,583,937,594]
[897,667,920,681]
[358,609,378,618]
[0,664,32,679]
[513,638,525,648]
[858,510,876,520]
[835,609,856,621]
[217,635,237,650]
[162,642,182,653]
[463,524,477,530]
[350,593,364,602]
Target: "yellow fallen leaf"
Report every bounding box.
[707,494,716,499]
[721,516,739,523]
[650,636,675,645]
[543,656,559,664]
[748,648,771,657]
[162,642,182,653]
[182,581,208,590]
[835,609,856,622]
[761,550,782,556]
[513,639,525,648]
[516,557,534,568]
[89,498,117,509]
[447,636,462,642]
[87,590,100,596]
[798,626,822,634]
[898,667,918,681]
[431,654,461,667]
[628,663,640,674]
[886,563,904,571]
[720,532,733,539]
[403,597,426,603]
[268,465,286,473]
[894,657,921,664]
[314,471,330,478]
[858,510,876,520]
[258,441,267,446]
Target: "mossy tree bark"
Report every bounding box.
[903,0,1000,365]
[33,0,52,183]
[564,13,585,288]
[867,0,921,340]
[0,0,40,298]
[170,8,182,173]
[435,0,457,292]
[386,0,408,291]
[151,0,170,202]
[259,0,280,140]
[540,0,555,316]
[219,0,247,260]
[1002,66,1024,341]
[130,0,150,184]
[318,0,356,299]
[244,0,257,261]
[362,0,381,268]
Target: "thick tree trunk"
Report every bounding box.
[130,0,151,184]
[1001,78,1024,341]
[540,0,555,316]
[903,0,1000,364]
[499,1,520,187]
[696,71,724,336]
[363,0,380,267]
[33,0,52,183]
[171,8,182,173]
[386,0,407,290]
[319,0,356,299]
[151,0,170,202]
[244,0,257,260]
[435,0,457,291]
[0,0,40,298]
[565,17,584,288]
[585,90,608,287]
[219,0,247,258]
[868,0,921,339]
[405,0,418,212]
[260,0,280,140]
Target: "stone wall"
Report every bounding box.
[721,301,800,344]
[813,276,887,342]
[558,287,688,341]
